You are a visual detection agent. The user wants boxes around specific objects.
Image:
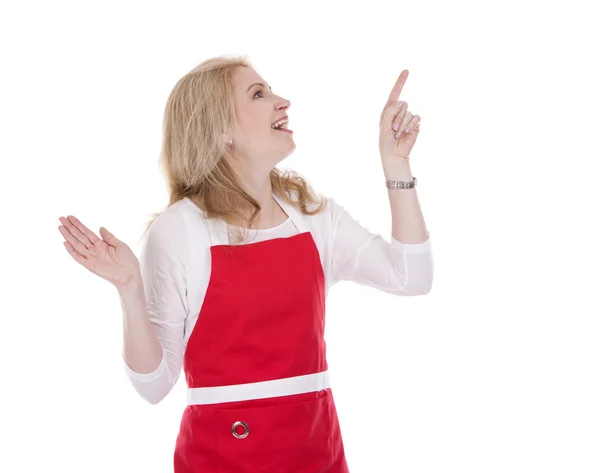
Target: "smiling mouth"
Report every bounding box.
[272,123,292,133]
[271,118,291,131]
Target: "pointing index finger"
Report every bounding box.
[387,69,409,105]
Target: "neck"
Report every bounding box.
[228,160,280,228]
[236,186,279,230]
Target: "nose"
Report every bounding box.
[275,96,291,110]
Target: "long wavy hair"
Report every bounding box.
[139,55,327,246]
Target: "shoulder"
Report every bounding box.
[284,187,335,218]
[300,191,341,228]
[141,197,209,260]
[283,189,340,243]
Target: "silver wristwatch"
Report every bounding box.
[385,177,417,189]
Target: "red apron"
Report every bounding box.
[173,193,350,473]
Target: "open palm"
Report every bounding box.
[58,215,140,289]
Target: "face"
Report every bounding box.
[224,67,294,169]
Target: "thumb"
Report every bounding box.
[381,101,402,133]
[99,227,122,247]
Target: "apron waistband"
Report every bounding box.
[187,370,330,405]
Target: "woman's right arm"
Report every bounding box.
[59,209,188,405]
[120,210,189,405]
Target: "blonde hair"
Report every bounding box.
[139,54,327,247]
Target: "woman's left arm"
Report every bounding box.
[379,68,429,245]
[329,68,433,295]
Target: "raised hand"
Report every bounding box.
[58,215,140,289]
[379,69,421,162]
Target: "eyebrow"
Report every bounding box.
[246,82,272,93]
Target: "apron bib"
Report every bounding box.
[173,192,349,473]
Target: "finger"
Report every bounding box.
[99,227,122,247]
[58,224,94,256]
[404,115,421,133]
[63,240,89,265]
[391,102,408,131]
[381,101,406,135]
[61,215,100,248]
[395,111,413,139]
[386,69,409,106]
[67,215,102,245]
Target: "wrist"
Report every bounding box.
[382,158,413,181]
[117,272,143,294]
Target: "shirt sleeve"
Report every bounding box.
[329,196,433,295]
[122,209,189,404]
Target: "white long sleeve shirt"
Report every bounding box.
[123,192,434,404]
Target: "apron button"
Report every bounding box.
[231,421,249,439]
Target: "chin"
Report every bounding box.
[271,142,296,165]
[284,140,296,157]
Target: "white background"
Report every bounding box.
[2,0,599,472]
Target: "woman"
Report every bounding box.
[58,55,433,472]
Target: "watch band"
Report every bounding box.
[385,176,417,189]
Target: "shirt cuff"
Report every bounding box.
[391,233,431,254]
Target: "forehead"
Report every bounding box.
[234,67,268,90]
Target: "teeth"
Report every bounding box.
[272,119,288,129]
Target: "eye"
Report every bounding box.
[253,88,263,99]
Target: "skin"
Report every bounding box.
[379,69,421,162]
[378,69,428,245]
[223,66,294,228]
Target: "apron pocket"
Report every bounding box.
[214,391,332,473]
